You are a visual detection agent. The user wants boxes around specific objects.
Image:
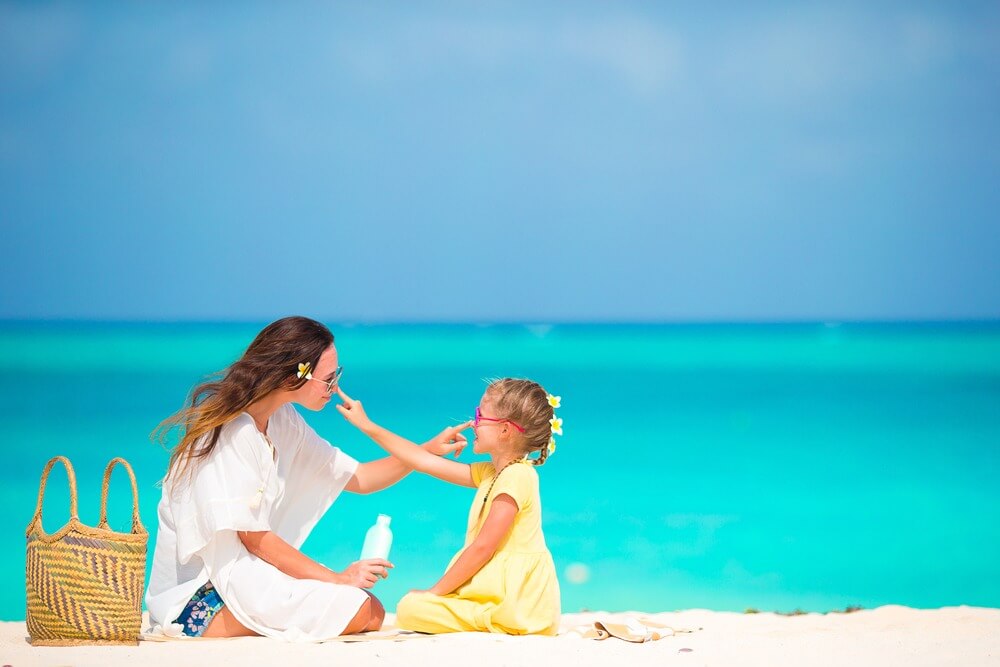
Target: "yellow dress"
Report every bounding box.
[395,461,561,635]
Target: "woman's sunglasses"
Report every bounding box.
[309,366,344,393]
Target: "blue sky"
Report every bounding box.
[1,2,998,322]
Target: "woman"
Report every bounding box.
[145,316,466,640]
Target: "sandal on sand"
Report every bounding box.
[573,617,697,643]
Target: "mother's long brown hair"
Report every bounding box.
[153,316,334,482]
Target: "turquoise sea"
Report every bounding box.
[2,322,999,620]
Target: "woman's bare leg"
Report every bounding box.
[364,593,385,631]
[341,593,385,635]
[202,593,384,637]
[201,606,260,638]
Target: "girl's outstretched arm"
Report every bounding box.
[346,429,468,494]
[337,387,475,488]
[421,495,517,595]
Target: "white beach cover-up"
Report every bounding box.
[145,404,368,642]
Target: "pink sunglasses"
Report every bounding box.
[474,406,526,433]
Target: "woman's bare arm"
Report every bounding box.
[237,530,391,588]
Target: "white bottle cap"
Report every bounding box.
[377,514,391,526]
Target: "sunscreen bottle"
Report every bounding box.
[360,514,393,561]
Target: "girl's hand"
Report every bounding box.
[340,558,393,588]
[336,387,374,432]
[423,422,473,458]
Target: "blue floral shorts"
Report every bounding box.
[174,582,226,637]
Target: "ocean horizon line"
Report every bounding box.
[1,317,999,329]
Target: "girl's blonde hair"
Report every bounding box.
[485,378,556,466]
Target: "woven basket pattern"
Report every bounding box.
[25,456,148,646]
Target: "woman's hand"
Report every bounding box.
[338,558,393,588]
[336,388,375,432]
[423,422,473,458]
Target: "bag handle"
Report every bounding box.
[98,457,145,534]
[28,456,79,535]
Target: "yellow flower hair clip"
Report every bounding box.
[544,390,562,458]
[296,362,313,380]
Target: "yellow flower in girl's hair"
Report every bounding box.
[547,437,557,455]
[547,394,561,408]
[549,417,563,436]
[297,362,313,380]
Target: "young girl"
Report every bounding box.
[145,317,468,641]
[336,378,562,636]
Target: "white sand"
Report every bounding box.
[3,606,999,667]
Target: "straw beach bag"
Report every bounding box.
[25,456,148,646]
